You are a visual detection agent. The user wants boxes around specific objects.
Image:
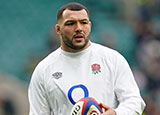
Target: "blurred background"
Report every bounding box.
[0,0,160,114]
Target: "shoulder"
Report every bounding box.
[30,48,61,84]
[90,42,128,70]
[35,48,61,72]
[91,42,123,60]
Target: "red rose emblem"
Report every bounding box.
[91,64,101,74]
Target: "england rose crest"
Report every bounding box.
[91,64,101,74]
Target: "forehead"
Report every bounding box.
[61,9,89,22]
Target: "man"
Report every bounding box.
[28,2,146,115]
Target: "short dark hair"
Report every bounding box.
[57,2,90,21]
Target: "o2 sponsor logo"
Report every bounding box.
[71,104,81,115]
[68,84,89,105]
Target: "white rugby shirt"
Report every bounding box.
[28,42,145,115]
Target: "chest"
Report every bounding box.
[45,55,115,105]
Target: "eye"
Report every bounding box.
[65,22,75,26]
[81,21,88,24]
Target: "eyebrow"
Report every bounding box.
[81,19,89,22]
[64,18,89,23]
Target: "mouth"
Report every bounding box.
[73,34,84,41]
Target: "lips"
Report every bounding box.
[73,34,84,39]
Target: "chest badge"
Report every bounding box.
[91,64,101,75]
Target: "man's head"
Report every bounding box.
[55,2,92,52]
[57,2,90,22]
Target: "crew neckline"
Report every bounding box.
[60,42,92,57]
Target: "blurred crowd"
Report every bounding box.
[0,0,160,115]
[133,1,160,114]
[0,74,29,115]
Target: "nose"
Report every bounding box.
[75,22,82,32]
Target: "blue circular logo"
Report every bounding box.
[68,84,89,105]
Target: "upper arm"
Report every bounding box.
[113,52,146,114]
[28,64,50,115]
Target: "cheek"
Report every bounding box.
[62,28,74,36]
[84,26,91,35]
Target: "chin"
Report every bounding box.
[74,41,86,46]
[73,43,88,50]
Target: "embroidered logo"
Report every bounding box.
[52,72,62,79]
[91,64,101,75]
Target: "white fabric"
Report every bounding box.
[28,42,146,115]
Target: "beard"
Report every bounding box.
[61,33,90,50]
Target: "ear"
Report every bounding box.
[55,24,61,35]
[89,21,92,32]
